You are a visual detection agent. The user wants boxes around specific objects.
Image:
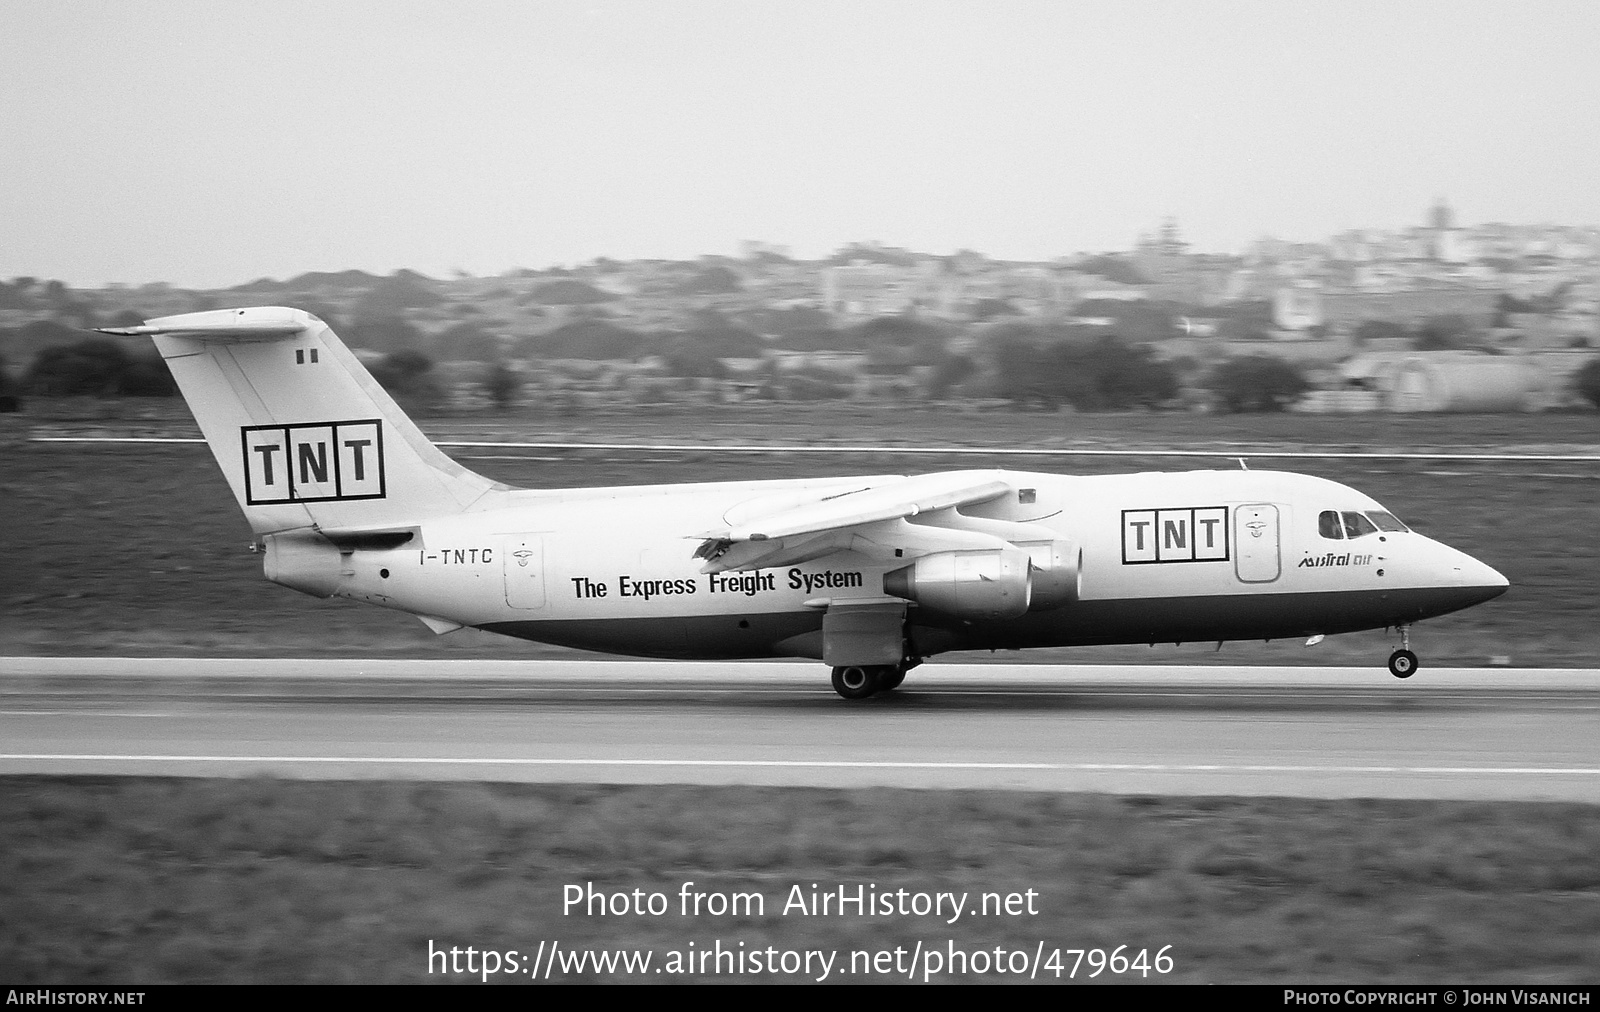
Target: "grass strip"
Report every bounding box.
[3,777,1598,983]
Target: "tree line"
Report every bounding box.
[5,308,1599,414]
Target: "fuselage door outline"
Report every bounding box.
[504,536,546,610]
[1234,503,1282,583]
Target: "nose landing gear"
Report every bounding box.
[1387,625,1419,679]
[1388,650,1419,678]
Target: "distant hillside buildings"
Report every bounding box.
[4,201,1598,410]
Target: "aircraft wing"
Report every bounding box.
[694,471,1016,574]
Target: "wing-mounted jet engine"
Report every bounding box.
[696,473,1084,696]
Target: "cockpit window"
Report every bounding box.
[1341,512,1379,539]
[1367,510,1409,532]
[1319,510,1344,540]
[1322,509,1407,539]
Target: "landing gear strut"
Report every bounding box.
[1388,624,1419,679]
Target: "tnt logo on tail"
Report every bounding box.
[242,419,386,504]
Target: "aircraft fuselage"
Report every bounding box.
[278,467,1506,662]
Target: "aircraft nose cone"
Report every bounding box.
[1453,554,1510,604]
[1484,564,1510,598]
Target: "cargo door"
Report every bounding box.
[1234,504,1281,583]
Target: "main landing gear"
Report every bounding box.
[1387,624,1419,679]
[830,662,912,699]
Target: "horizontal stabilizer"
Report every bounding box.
[95,307,308,341]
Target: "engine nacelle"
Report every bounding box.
[263,530,345,598]
[883,548,1032,620]
[1019,539,1080,611]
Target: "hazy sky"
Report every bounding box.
[4,1,1598,288]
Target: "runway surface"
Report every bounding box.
[2,657,1597,801]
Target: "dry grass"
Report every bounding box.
[3,777,1599,983]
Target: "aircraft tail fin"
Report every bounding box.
[99,306,503,535]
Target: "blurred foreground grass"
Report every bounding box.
[3,777,1598,983]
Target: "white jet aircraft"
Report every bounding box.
[100,307,1509,699]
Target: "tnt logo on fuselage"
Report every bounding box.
[1122,506,1229,564]
[242,419,385,504]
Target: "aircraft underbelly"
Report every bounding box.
[481,610,824,660]
[954,585,1492,651]
[474,584,1493,661]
